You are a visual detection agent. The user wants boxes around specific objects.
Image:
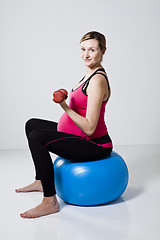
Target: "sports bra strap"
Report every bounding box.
[86,68,106,82]
[82,68,110,101]
[79,68,105,83]
[94,68,106,72]
[90,68,106,77]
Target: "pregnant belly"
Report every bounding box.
[57,112,88,138]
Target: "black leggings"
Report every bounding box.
[25,118,113,197]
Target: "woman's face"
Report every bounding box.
[80,39,104,68]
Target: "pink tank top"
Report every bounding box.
[57,69,109,139]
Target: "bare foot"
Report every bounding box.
[20,196,60,218]
[15,180,43,193]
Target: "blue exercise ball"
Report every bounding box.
[54,151,129,206]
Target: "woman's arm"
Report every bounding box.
[59,75,108,136]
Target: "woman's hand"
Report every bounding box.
[53,89,68,103]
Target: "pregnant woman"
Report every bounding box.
[15,31,113,218]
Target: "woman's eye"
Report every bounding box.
[81,48,85,51]
[91,49,95,52]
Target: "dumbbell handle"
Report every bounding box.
[58,89,68,99]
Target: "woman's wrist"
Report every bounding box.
[59,100,69,111]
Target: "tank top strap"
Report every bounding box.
[82,68,110,97]
[82,68,105,87]
[79,76,85,83]
[90,68,106,77]
[85,68,106,83]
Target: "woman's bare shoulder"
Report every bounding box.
[88,73,108,89]
[86,72,109,101]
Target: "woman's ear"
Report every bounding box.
[102,49,106,55]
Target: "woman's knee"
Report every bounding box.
[25,118,37,132]
[25,118,39,138]
[28,129,43,144]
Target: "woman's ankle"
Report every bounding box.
[43,195,57,204]
[35,179,41,183]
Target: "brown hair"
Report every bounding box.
[80,31,106,52]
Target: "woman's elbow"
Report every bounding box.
[85,127,95,137]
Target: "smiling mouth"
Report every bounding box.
[84,59,91,61]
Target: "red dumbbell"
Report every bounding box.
[58,89,68,99]
[53,89,68,103]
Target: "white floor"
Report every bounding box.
[0,145,160,240]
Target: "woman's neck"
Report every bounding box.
[85,64,103,78]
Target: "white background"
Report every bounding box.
[0,0,160,149]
